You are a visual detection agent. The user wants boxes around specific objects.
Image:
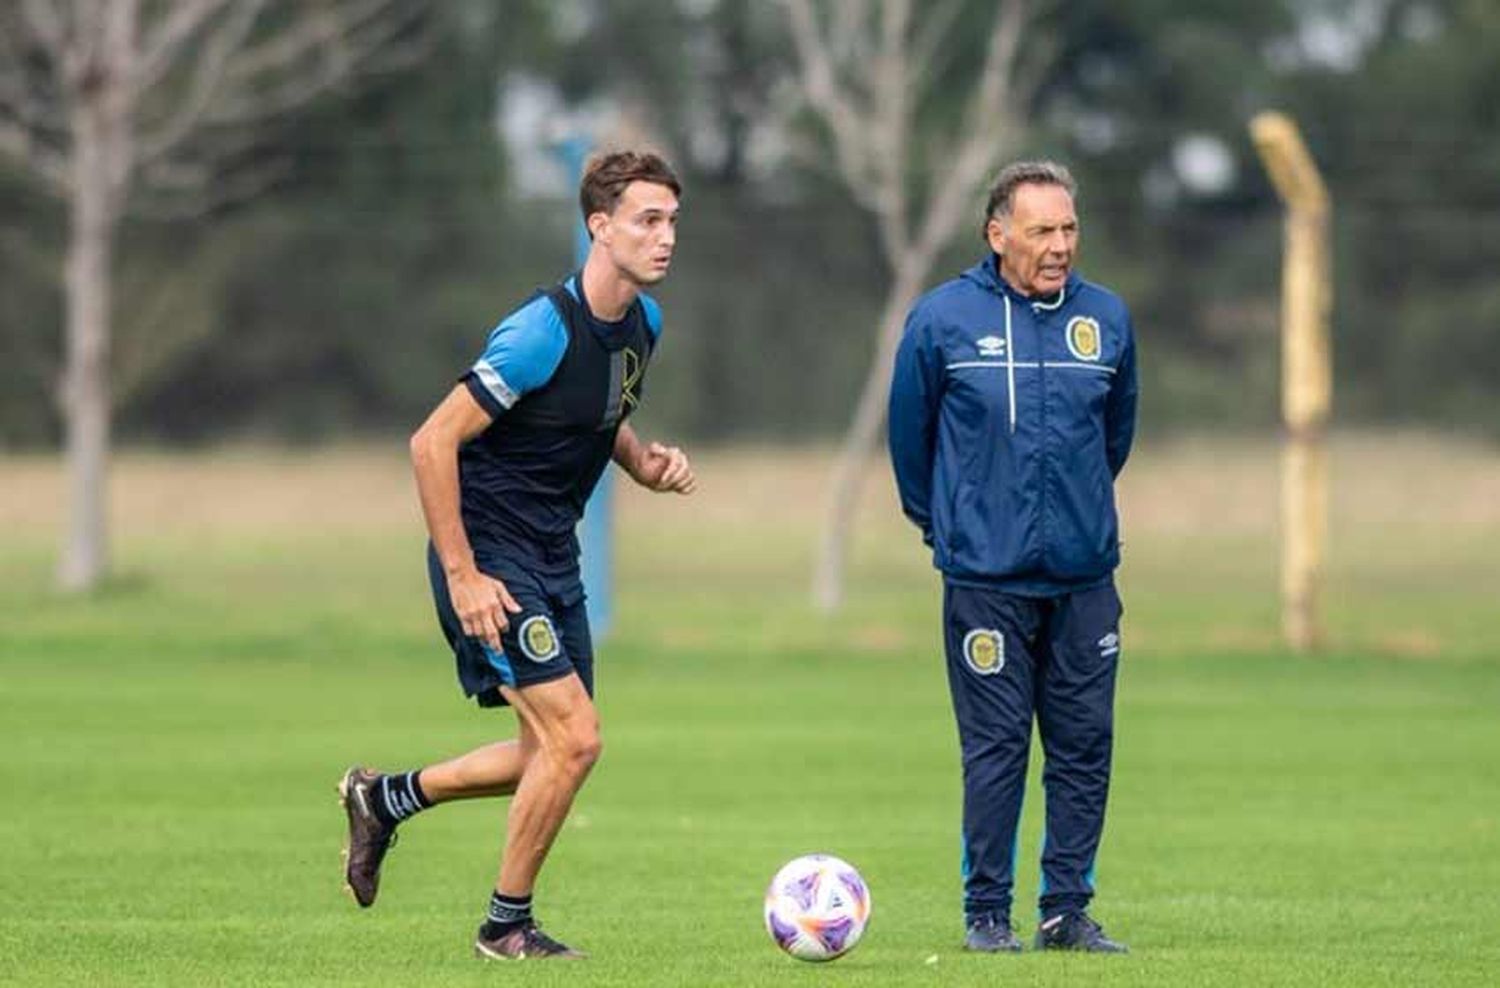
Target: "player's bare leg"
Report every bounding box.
[474,674,599,960]
[495,675,600,891]
[419,727,540,801]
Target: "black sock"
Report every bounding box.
[480,891,533,938]
[368,770,431,827]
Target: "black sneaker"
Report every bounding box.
[474,921,585,960]
[338,766,398,908]
[964,913,1023,953]
[1034,911,1128,953]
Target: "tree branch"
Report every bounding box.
[914,0,1032,260]
[783,0,881,214]
[829,0,868,64]
[15,1,93,98]
[135,0,268,164]
[203,0,428,128]
[909,0,964,72]
[133,0,238,98]
[868,0,911,253]
[134,0,428,197]
[784,0,921,259]
[0,13,71,191]
[223,0,407,81]
[964,0,1030,134]
[134,153,292,219]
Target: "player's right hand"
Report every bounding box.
[450,569,522,651]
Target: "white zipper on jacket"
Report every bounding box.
[1002,294,1016,433]
[999,281,1066,435]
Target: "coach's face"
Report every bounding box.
[988,182,1078,298]
[591,180,679,286]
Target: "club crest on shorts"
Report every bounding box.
[519,615,561,662]
[1064,316,1102,361]
[962,629,1005,676]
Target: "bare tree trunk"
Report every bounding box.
[58,64,129,591]
[3,1,424,591]
[813,258,928,611]
[785,0,1034,611]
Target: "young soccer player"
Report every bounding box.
[340,150,695,960]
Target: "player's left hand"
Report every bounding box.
[636,442,696,494]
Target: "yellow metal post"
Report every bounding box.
[1250,112,1332,652]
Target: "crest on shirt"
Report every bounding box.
[976,335,1007,358]
[962,629,1005,676]
[519,615,561,663]
[622,347,644,411]
[1065,316,1102,361]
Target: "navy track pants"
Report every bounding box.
[942,579,1123,920]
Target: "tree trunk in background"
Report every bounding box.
[0,1,426,590]
[58,75,128,591]
[785,0,1033,611]
[813,259,927,611]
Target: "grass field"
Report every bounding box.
[2,435,1498,986]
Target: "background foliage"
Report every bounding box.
[2,0,1497,446]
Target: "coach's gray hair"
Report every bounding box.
[982,160,1077,239]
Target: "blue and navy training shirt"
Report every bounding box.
[457,274,662,570]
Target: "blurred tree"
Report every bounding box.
[4,0,1497,495]
[779,0,1046,611]
[0,0,429,590]
[119,1,560,444]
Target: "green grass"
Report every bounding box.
[2,443,1499,986]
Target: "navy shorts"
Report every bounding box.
[426,544,594,708]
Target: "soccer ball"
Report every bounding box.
[763,854,872,962]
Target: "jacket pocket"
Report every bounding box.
[1049,462,1118,579]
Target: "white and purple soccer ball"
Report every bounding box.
[763,854,872,962]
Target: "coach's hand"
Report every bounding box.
[636,442,697,495]
[450,568,522,651]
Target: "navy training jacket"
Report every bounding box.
[888,254,1138,596]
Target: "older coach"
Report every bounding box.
[888,160,1138,954]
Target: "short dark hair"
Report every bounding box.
[579,150,681,225]
[982,160,1077,239]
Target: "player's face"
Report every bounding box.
[988,182,1078,298]
[592,180,679,286]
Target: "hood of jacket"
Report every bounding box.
[959,253,1083,308]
